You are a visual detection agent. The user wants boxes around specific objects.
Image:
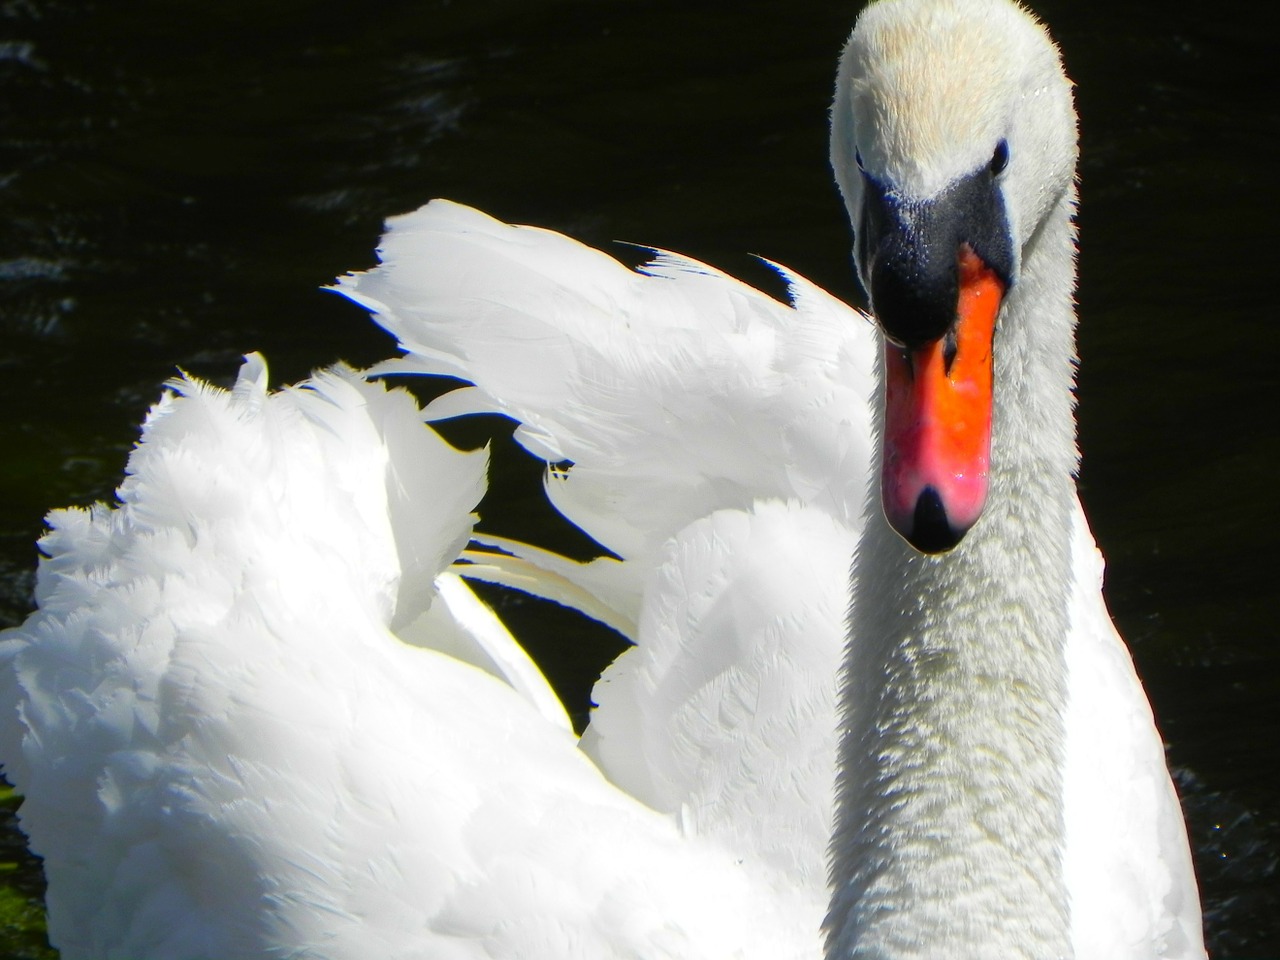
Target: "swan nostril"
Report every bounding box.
[941,329,958,373]
[907,487,965,554]
[990,138,1010,176]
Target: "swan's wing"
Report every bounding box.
[399,569,573,733]
[1061,496,1207,959]
[334,199,876,577]
[1,356,485,953]
[334,201,872,884]
[0,358,818,958]
[582,500,855,893]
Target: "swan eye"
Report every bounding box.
[990,139,1009,176]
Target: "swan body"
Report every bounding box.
[0,0,1205,956]
[0,357,820,958]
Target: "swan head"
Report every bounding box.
[830,0,1076,553]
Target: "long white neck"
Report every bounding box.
[826,186,1080,959]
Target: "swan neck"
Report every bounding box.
[827,190,1079,959]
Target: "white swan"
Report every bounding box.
[339,0,1206,956]
[0,0,1206,957]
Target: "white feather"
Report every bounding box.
[0,357,820,959]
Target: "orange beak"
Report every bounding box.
[881,245,1004,552]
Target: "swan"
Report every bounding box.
[338,0,1206,955]
[0,0,1206,957]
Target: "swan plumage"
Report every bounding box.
[338,199,873,891]
[0,0,1205,956]
[822,1,1203,955]
[0,357,819,958]
[341,188,1203,956]
[345,196,876,574]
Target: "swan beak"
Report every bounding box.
[881,246,1003,553]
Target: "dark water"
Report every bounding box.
[0,0,1275,956]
